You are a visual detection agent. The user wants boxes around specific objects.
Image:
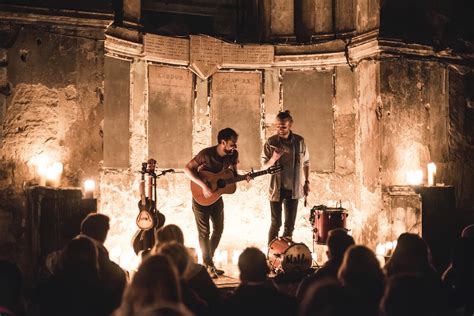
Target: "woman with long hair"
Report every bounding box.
[115,254,191,316]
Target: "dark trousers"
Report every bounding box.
[268,189,299,245]
[192,198,224,266]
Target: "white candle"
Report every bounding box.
[214,249,221,268]
[38,164,47,186]
[376,243,386,256]
[52,162,63,187]
[232,249,242,265]
[220,250,228,265]
[376,255,385,267]
[83,179,95,199]
[427,163,436,186]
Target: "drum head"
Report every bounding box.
[281,243,312,273]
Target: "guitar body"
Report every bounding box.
[136,198,156,230]
[132,209,166,255]
[191,169,237,206]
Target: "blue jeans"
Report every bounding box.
[192,198,224,266]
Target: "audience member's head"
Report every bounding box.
[0,260,23,315]
[299,278,357,316]
[338,245,385,315]
[117,255,182,316]
[326,228,355,262]
[238,247,269,283]
[155,224,185,245]
[59,236,99,274]
[338,245,384,286]
[80,213,110,243]
[461,224,474,238]
[153,241,190,277]
[384,233,436,278]
[380,273,435,316]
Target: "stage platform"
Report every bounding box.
[213,263,240,289]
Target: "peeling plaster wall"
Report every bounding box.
[356,60,383,247]
[0,26,104,267]
[380,61,448,186]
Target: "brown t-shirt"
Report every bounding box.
[193,145,239,174]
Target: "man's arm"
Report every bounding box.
[184,159,213,198]
[261,142,282,169]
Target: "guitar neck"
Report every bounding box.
[139,180,146,205]
[226,169,269,185]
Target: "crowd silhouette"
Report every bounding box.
[1,214,473,316]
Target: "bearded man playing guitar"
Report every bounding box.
[184,127,242,278]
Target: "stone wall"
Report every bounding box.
[0,24,104,275]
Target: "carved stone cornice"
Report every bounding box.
[104,34,143,59]
[103,26,473,69]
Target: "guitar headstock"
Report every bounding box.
[268,165,283,174]
[147,158,157,174]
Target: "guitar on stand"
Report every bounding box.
[132,158,174,255]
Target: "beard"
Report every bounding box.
[224,148,235,155]
[277,130,290,138]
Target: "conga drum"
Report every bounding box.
[311,207,348,244]
[267,237,312,273]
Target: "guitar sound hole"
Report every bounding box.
[216,179,226,188]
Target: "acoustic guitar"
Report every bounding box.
[191,165,282,206]
[136,162,155,230]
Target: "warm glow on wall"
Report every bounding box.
[406,169,423,185]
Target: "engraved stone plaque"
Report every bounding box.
[189,35,222,79]
[148,65,193,168]
[222,43,274,67]
[144,34,190,65]
[283,70,334,171]
[211,72,262,170]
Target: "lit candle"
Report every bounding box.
[376,243,386,256]
[376,255,385,267]
[51,162,63,187]
[232,249,242,265]
[38,164,47,186]
[45,162,63,187]
[34,154,49,186]
[214,249,221,268]
[83,179,95,199]
[220,250,228,265]
[427,162,436,186]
